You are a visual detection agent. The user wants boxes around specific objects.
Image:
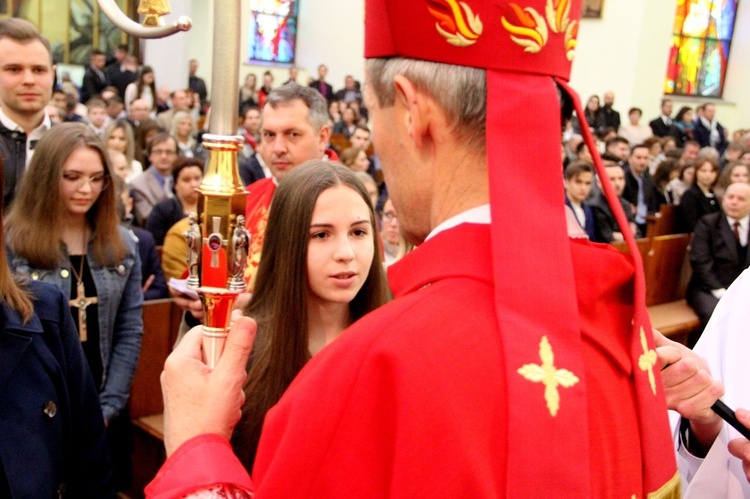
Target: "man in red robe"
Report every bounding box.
[147,0,680,496]
[243,84,336,290]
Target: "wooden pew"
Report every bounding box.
[646,204,678,238]
[610,235,699,345]
[127,299,182,498]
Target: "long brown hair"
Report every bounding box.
[6,123,126,268]
[231,161,390,468]
[0,156,33,321]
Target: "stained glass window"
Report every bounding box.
[664,0,739,98]
[247,0,298,64]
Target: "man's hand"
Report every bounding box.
[728,409,750,483]
[161,317,257,457]
[655,331,724,452]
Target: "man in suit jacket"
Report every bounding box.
[649,99,677,138]
[308,64,333,102]
[106,55,138,99]
[80,49,107,104]
[693,103,728,156]
[590,158,639,243]
[129,133,178,225]
[687,182,750,341]
[563,161,596,240]
[238,152,268,187]
[622,144,660,235]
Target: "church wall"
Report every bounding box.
[166,0,750,132]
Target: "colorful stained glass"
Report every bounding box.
[665,0,739,98]
[247,0,298,64]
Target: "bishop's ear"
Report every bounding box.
[392,75,425,149]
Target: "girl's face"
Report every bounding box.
[246,74,256,87]
[668,167,681,181]
[306,185,374,310]
[380,199,399,246]
[174,166,203,204]
[741,152,750,166]
[696,162,717,188]
[177,117,193,138]
[730,165,750,184]
[649,143,663,156]
[110,153,129,180]
[682,166,695,185]
[587,96,599,111]
[683,110,694,122]
[663,139,676,152]
[142,71,154,85]
[107,127,128,153]
[60,146,107,219]
[352,150,370,173]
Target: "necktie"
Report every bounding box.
[734,221,741,242]
[164,177,173,198]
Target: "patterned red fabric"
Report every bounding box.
[242,178,276,291]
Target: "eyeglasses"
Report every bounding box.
[151,149,177,156]
[380,211,397,222]
[62,172,110,191]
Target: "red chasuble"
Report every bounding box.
[147,224,679,497]
[242,177,276,291]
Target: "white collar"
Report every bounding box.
[0,107,51,135]
[728,215,749,228]
[425,204,491,241]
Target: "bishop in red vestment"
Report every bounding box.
[148,0,680,497]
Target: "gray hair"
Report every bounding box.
[264,83,329,132]
[366,58,486,152]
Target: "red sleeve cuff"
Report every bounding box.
[145,434,254,499]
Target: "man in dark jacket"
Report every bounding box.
[0,18,54,209]
[591,155,640,243]
[687,182,750,341]
[80,49,107,104]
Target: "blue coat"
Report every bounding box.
[7,226,144,422]
[565,196,596,241]
[0,280,114,498]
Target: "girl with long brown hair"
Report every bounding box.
[231,161,390,469]
[5,123,143,490]
[0,154,113,497]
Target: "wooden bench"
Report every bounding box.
[127,299,182,498]
[611,235,699,345]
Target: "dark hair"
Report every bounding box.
[652,158,680,189]
[600,152,622,164]
[135,66,156,110]
[171,157,204,185]
[90,48,105,57]
[631,143,650,155]
[675,106,693,123]
[690,157,719,187]
[717,161,750,192]
[678,161,695,181]
[232,161,390,469]
[643,136,662,150]
[564,160,594,180]
[605,136,629,149]
[6,123,125,268]
[628,107,642,116]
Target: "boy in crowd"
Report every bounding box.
[564,161,596,240]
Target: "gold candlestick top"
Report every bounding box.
[138,0,171,27]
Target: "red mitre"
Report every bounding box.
[366,0,678,496]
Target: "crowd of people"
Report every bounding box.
[2,2,750,496]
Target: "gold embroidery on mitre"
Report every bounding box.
[638,327,658,395]
[137,0,171,27]
[564,20,578,61]
[518,336,580,416]
[545,0,571,33]
[427,0,483,47]
[501,4,549,54]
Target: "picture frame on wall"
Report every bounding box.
[582,0,603,18]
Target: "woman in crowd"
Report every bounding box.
[146,157,204,246]
[651,158,681,205]
[105,119,142,182]
[340,146,371,173]
[673,106,694,147]
[618,107,652,146]
[584,95,602,133]
[643,136,664,174]
[5,123,143,490]
[239,106,261,160]
[679,157,720,232]
[239,73,258,113]
[715,161,750,199]
[354,171,379,209]
[230,162,390,470]
[134,118,164,167]
[333,106,358,138]
[170,111,204,160]
[661,135,678,153]
[0,157,114,498]
[667,161,695,206]
[124,65,156,111]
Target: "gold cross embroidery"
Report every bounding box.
[518,336,580,416]
[638,327,657,395]
[69,281,98,342]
